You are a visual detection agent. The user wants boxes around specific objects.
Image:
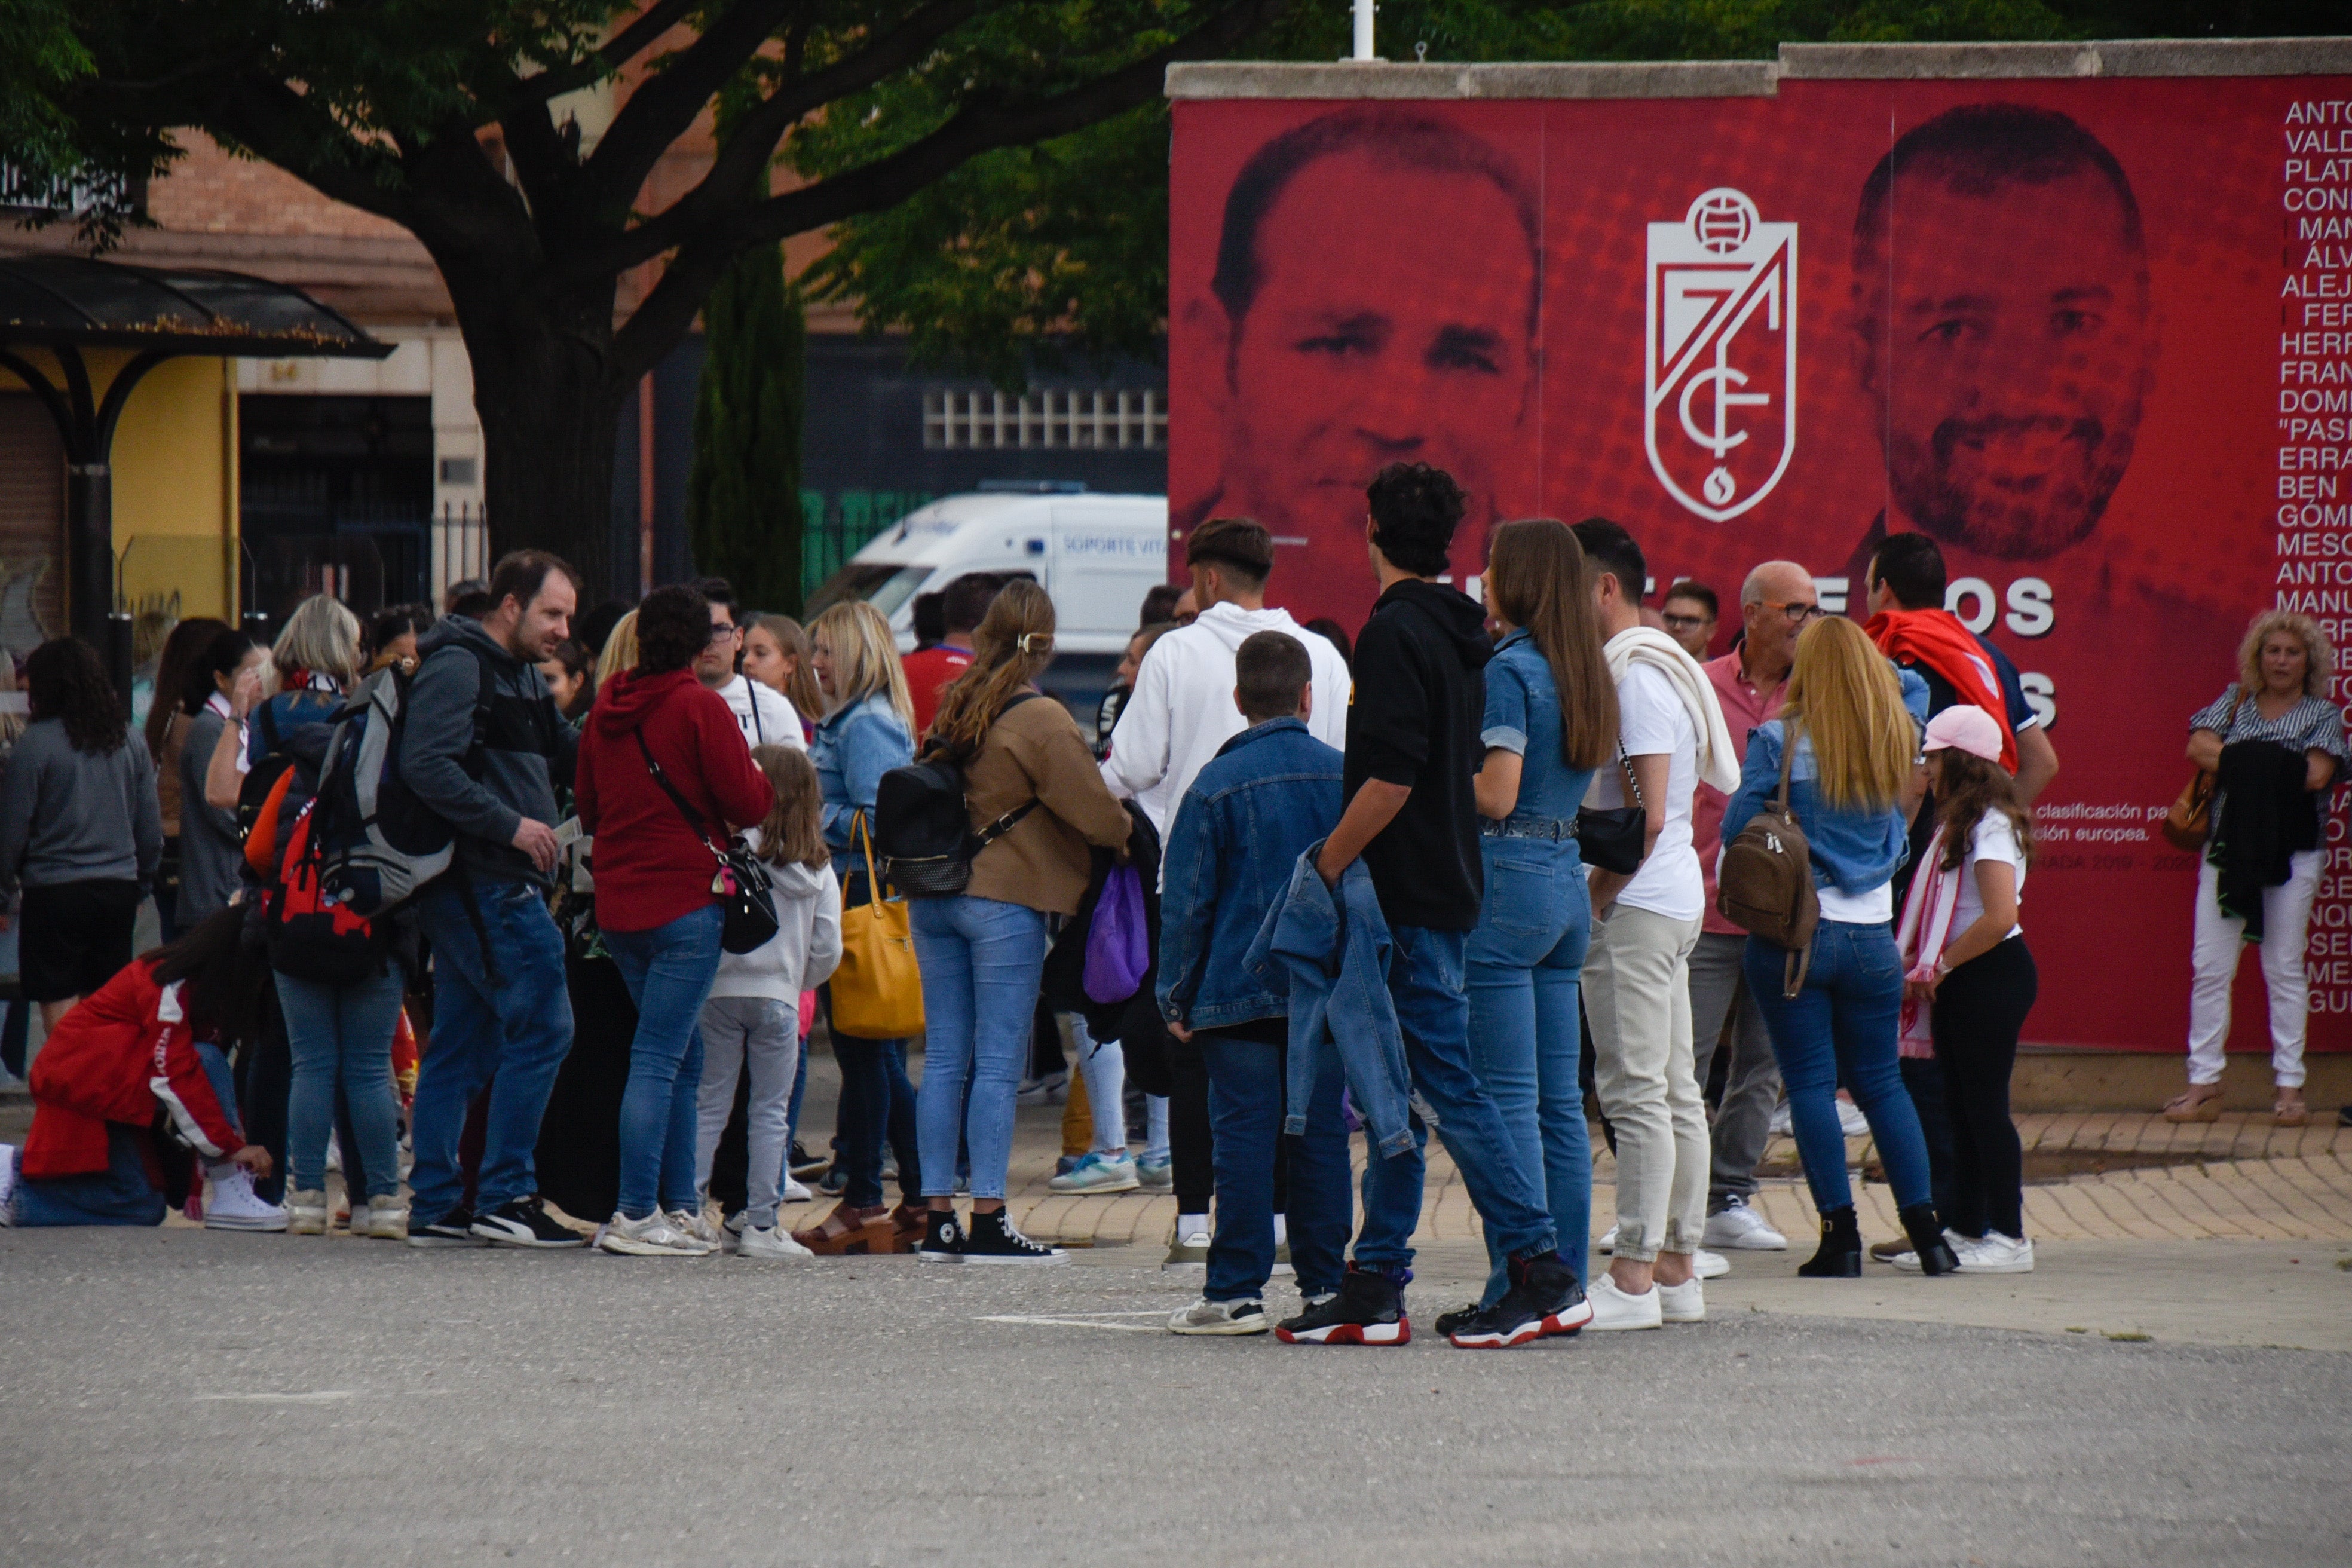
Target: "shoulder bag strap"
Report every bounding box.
[1774,719,1798,813]
[632,729,725,869]
[1616,740,1646,811]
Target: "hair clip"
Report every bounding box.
[1016,632,1054,654]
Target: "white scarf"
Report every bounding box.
[1602,626,1740,794]
[1894,823,1959,1058]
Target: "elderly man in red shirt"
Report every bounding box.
[1687,559,1821,1252]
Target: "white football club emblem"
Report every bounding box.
[1646,188,1797,522]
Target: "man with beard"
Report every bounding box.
[1180,107,1540,622]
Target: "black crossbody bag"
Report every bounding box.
[1576,743,1650,876]
[633,731,780,954]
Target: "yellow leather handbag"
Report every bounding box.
[830,812,925,1040]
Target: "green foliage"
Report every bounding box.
[689,242,808,616]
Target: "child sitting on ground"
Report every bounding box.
[1156,631,1346,1334]
[1,908,283,1230]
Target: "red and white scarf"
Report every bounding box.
[1894,824,1959,1059]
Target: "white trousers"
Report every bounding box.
[2187,850,2319,1089]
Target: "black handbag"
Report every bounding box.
[632,732,780,955]
[1576,744,1650,876]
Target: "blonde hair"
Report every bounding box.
[928,579,1055,754]
[750,744,828,869]
[2237,610,2332,699]
[1781,616,1915,812]
[594,610,639,690]
[810,601,915,731]
[271,594,362,690]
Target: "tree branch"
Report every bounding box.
[580,0,799,211]
[564,0,976,282]
[504,0,706,110]
[610,0,1293,380]
[197,76,416,225]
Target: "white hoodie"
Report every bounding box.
[1098,601,1352,841]
[708,845,843,1002]
[717,675,806,753]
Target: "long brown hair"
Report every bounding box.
[1485,519,1618,770]
[1780,616,1914,812]
[927,579,1055,754]
[144,617,229,755]
[749,744,828,869]
[1935,749,2035,873]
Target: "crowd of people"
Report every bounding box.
[0,460,2338,1349]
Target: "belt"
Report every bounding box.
[1480,815,1578,842]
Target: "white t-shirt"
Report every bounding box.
[718,675,805,754]
[1590,662,1702,922]
[1952,811,2026,941]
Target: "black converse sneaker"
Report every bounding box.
[406,1205,485,1248]
[469,1196,587,1249]
[917,1209,966,1264]
[961,1208,1067,1265]
[1275,1265,1409,1346]
[1447,1252,1592,1348]
[1433,1301,1487,1337]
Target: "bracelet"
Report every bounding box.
[1933,956,1954,978]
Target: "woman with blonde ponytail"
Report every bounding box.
[908,581,1132,1264]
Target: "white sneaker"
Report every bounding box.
[598,1211,713,1256]
[359,1196,411,1240]
[1836,1095,1870,1138]
[1597,1223,1618,1254]
[1162,1226,1211,1270]
[672,1208,725,1250]
[1585,1273,1664,1331]
[1768,1102,1794,1136]
[1702,1196,1788,1251]
[286,1189,330,1236]
[1955,1232,2035,1274]
[781,1176,813,1203]
[1168,1297,1269,1336]
[1695,1249,1730,1280]
[1889,1229,1976,1273]
[203,1168,289,1232]
[737,1223,814,1260]
[1047,1152,1140,1194]
[1658,1277,1706,1324]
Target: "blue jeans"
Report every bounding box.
[1465,840,1594,1301]
[1198,1030,1348,1300]
[911,895,1047,1201]
[1744,921,1934,1214]
[10,1125,167,1226]
[411,877,575,1222]
[1351,924,1560,1271]
[604,904,725,1219]
[276,967,404,1199]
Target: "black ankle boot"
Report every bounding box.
[1797,1206,1863,1276]
[1899,1204,1960,1276]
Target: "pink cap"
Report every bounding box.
[1922,703,2004,765]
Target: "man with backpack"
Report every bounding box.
[400,551,584,1248]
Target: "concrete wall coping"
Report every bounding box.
[1165,38,2352,99]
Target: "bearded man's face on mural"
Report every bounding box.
[1852,108,2155,562]
[1205,124,1537,562]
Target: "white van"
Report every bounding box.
[806,486,1168,662]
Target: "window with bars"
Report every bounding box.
[923,388,1166,450]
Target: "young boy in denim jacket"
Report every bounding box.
[1156,632,1346,1334]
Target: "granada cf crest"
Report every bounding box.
[1646,189,1797,522]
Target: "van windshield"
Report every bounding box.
[804,563,930,621]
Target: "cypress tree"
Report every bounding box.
[687,241,806,614]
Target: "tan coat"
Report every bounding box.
[964,695,1131,915]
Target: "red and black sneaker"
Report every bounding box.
[1447,1252,1592,1349]
[1275,1265,1410,1346]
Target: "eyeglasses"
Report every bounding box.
[1661,612,1713,633]
[708,621,742,644]
[1759,600,1826,624]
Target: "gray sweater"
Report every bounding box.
[0,717,165,895]
[175,705,247,923]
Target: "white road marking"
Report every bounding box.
[976,1315,1163,1333]
[192,1391,356,1403]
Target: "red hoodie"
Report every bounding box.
[24,959,240,1180]
[577,666,776,933]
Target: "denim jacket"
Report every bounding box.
[1157,718,1344,1031]
[1242,841,1416,1159]
[1720,719,1912,899]
[812,693,914,865]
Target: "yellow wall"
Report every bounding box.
[0,349,237,624]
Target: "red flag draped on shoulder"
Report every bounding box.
[1863,609,2019,773]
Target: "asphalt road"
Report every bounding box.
[4,1227,2345,1567]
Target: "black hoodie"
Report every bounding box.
[1345,578,1493,930]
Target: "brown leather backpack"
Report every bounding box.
[1717,724,1820,997]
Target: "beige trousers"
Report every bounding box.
[1584,902,1708,1263]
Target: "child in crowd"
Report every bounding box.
[1157,632,1348,1334]
[1,909,284,1230]
[693,745,843,1259]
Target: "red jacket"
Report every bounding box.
[901,644,973,740]
[24,960,240,1179]
[577,667,777,933]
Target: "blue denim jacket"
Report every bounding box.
[1157,718,1345,1031]
[1242,842,1416,1159]
[1720,719,1913,898]
[1480,630,1598,828]
[812,693,913,865]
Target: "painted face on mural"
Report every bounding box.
[1854,164,2152,562]
[1208,144,1537,559]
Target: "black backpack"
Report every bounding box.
[874,693,1039,898]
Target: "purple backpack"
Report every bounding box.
[1083,862,1150,1004]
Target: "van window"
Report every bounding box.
[805,563,931,620]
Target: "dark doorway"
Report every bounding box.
[240,394,432,618]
